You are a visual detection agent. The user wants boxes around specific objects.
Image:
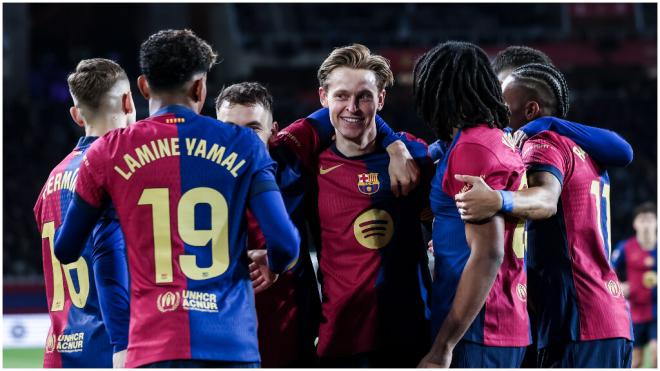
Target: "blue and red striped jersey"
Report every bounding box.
[430,125,530,347]
[523,130,633,348]
[72,105,292,367]
[33,136,121,368]
[612,238,656,324]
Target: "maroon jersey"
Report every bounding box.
[612,237,657,324]
[245,211,317,367]
[430,125,530,347]
[523,131,633,348]
[315,140,432,358]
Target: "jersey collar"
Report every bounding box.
[75,136,98,150]
[151,104,197,121]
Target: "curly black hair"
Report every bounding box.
[139,29,218,92]
[413,41,509,142]
[509,63,569,118]
[491,45,554,76]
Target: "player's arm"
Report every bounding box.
[382,120,421,197]
[420,216,505,368]
[428,140,447,163]
[518,116,633,167]
[454,171,561,221]
[455,132,566,222]
[248,168,300,274]
[54,194,103,264]
[279,108,420,196]
[91,210,130,367]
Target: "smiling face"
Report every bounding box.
[319,67,385,143]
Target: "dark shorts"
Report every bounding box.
[633,321,657,347]
[140,359,260,368]
[538,338,633,368]
[450,340,526,368]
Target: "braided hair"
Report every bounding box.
[509,63,569,118]
[491,46,554,76]
[413,41,509,142]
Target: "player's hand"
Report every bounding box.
[427,240,434,254]
[386,140,420,197]
[112,349,127,368]
[513,130,529,149]
[248,249,278,294]
[453,174,501,222]
[418,350,451,368]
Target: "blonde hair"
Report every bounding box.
[317,44,394,91]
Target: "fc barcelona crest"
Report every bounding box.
[357,173,380,195]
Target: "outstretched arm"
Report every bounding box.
[249,185,300,274]
[419,216,505,368]
[519,117,633,167]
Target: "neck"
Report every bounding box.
[149,95,197,115]
[637,233,656,249]
[334,124,377,157]
[84,114,124,137]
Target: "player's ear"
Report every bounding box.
[137,75,151,100]
[192,79,203,103]
[319,87,329,108]
[121,92,134,115]
[377,89,386,111]
[525,101,540,120]
[268,121,280,146]
[69,106,85,128]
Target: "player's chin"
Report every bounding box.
[338,126,365,140]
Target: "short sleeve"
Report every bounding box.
[521,132,569,185]
[443,142,512,197]
[75,143,108,208]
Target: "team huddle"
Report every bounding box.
[33,29,654,368]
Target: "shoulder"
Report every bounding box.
[398,131,430,159]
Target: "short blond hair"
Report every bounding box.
[317,44,394,91]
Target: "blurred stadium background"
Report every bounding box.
[3,3,657,368]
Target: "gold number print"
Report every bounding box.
[139,187,230,283]
[591,180,612,257]
[138,188,173,283]
[511,173,528,259]
[42,221,90,310]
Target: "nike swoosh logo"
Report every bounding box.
[319,164,343,175]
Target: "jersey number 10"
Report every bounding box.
[41,221,90,311]
[139,187,230,284]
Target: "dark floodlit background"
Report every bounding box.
[2,1,656,338]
